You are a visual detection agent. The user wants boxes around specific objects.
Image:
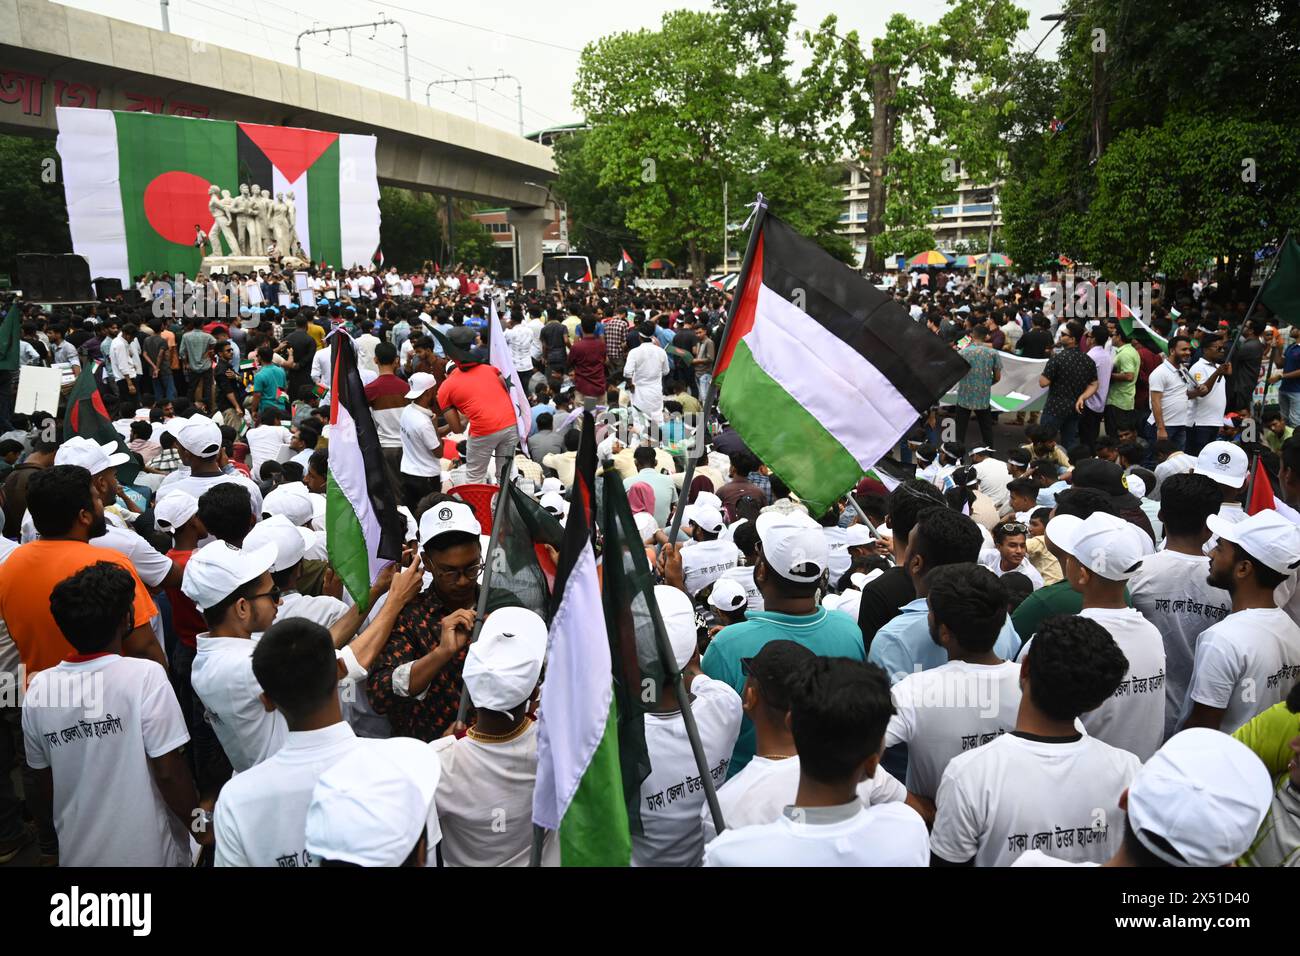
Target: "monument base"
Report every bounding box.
[200,255,271,276]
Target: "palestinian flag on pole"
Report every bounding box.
[715,211,970,514]
[372,246,384,269]
[1261,236,1300,328]
[480,481,565,619]
[63,361,140,485]
[943,352,1049,413]
[618,248,634,274]
[326,330,405,613]
[533,410,632,866]
[488,298,533,454]
[55,107,380,284]
[1109,289,1169,353]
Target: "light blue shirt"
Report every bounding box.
[1037,480,1068,508]
[624,468,675,527]
[867,597,1022,685]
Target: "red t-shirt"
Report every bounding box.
[569,336,608,397]
[166,549,206,649]
[436,363,516,436]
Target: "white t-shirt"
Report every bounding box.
[700,754,905,844]
[399,403,442,478]
[156,471,264,518]
[311,346,332,388]
[717,564,764,611]
[930,731,1140,867]
[355,333,381,374]
[681,538,742,596]
[633,675,743,867]
[822,526,853,582]
[1010,849,1099,867]
[93,524,174,589]
[22,655,191,867]
[973,457,1012,509]
[505,323,534,373]
[1146,360,1193,428]
[245,424,292,477]
[191,634,287,774]
[885,659,1022,799]
[214,721,361,867]
[704,801,929,867]
[1189,358,1228,427]
[978,549,1044,589]
[1127,550,1230,739]
[428,721,559,867]
[1181,607,1300,733]
[1076,607,1167,761]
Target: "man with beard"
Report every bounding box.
[0,465,162,680]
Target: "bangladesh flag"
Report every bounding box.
[63,361,140,486]
[480,481,565,620]
[1261,237,1300,328]
[55,107,380,284]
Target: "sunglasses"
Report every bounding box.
[997,522,1028,536]
[248,585,282,604]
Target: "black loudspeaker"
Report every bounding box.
[94,277,124,299]
[520,274,539,290]
[15,253,94,301]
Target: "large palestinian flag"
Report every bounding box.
[716,212,970,514]
[56,107,380,284]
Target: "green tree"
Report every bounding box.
[0,134,73,278]
[552,131,646,267]
[378,187,442,272]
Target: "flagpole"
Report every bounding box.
[666,193,769,546]
[1227,228,1293,366]
[847,492,883,541]
[455,454,516,725]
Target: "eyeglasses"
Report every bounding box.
[431,563,482,583]
[997,522,1028,535]
[248,585,282,604]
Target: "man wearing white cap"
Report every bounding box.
[429,607,558,867]
[701,511,863,778]
[305,737,443,867]
[399,371,448,512]
[1193,439,1249,523]
[634,586,741,866]
[931,615,1140,866]
[244,515,350,633]
[1042,511,1164,760]
[156,415,263,517]
[367,501,482,741]
[1180,509,1300,733]
[187,539,422,778]
[1014,728,1274,867]
[677,503,740,596]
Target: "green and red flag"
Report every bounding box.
[55,107,380,284]
[63,361,140,485]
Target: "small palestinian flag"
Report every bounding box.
[372,246,384,269]
[618,248,634,274]
[716,212,970,514]
[56,107,380,284]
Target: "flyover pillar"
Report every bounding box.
[507,205,549,290]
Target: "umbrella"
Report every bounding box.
[953,255,977,267]
[907,250,953,269]
[646,258,676,271]
[976,253,1014,267]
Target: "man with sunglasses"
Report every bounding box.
[979,521,1044,590]
[367,500,482,742]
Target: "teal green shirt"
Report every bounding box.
[1012,579,1132,644]
[700,607,865,777]
[252,364,289,413]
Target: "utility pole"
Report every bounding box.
[722,179,729,274]
[296,17,412,100]
[160,0,170,33]
[426,74,526,136]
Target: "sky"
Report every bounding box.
[62,0,1066,136]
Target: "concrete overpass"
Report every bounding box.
[0,0,558,270]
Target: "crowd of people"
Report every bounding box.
[0,261,1296,869]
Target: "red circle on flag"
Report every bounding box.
[143,171,215,246]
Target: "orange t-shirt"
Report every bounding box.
[0,540,159,681]
[436,363,516,437]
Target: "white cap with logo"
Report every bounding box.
[1044,512,1152,581]
[1194,440,1249,488]
[417,500,482,548]
[755,511,828,583]
[54,436,130,475]
[180,539,278,610]
[462,606,548,713]
[1206,508,1300,574]
[305,738,442,867]
[1127,728,1274,867]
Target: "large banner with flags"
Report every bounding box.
[943,352,1048,413]
[56,107,381,284]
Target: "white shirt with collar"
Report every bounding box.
[111,335,143,380]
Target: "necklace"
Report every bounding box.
[758,753,795,760]
[467,721,530,744]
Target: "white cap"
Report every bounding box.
[1194,440,1248,488]
[755,511,828,583]
[262,485,314,526]
[707,577,747,613]
[1206,508,1300,574]
[180,539,278,610]
[539,492,568,520]
[633,510,658,544]
[54,435,130,474]
[243,514,316,572]
[692,490,723,512]
[654,585,698,671]
[154,492,199,533]
[1044,511,1152,581]
[404,372,437,400]
[1127,728,1274,867]
[843,524,875,547]
[540,477,565,496]
[305,738,441,867]
[418,500,481,548]
[175,416,223,458]
[682,503,724,535]
[462,607,548,713]
[1123,473,1148,500]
